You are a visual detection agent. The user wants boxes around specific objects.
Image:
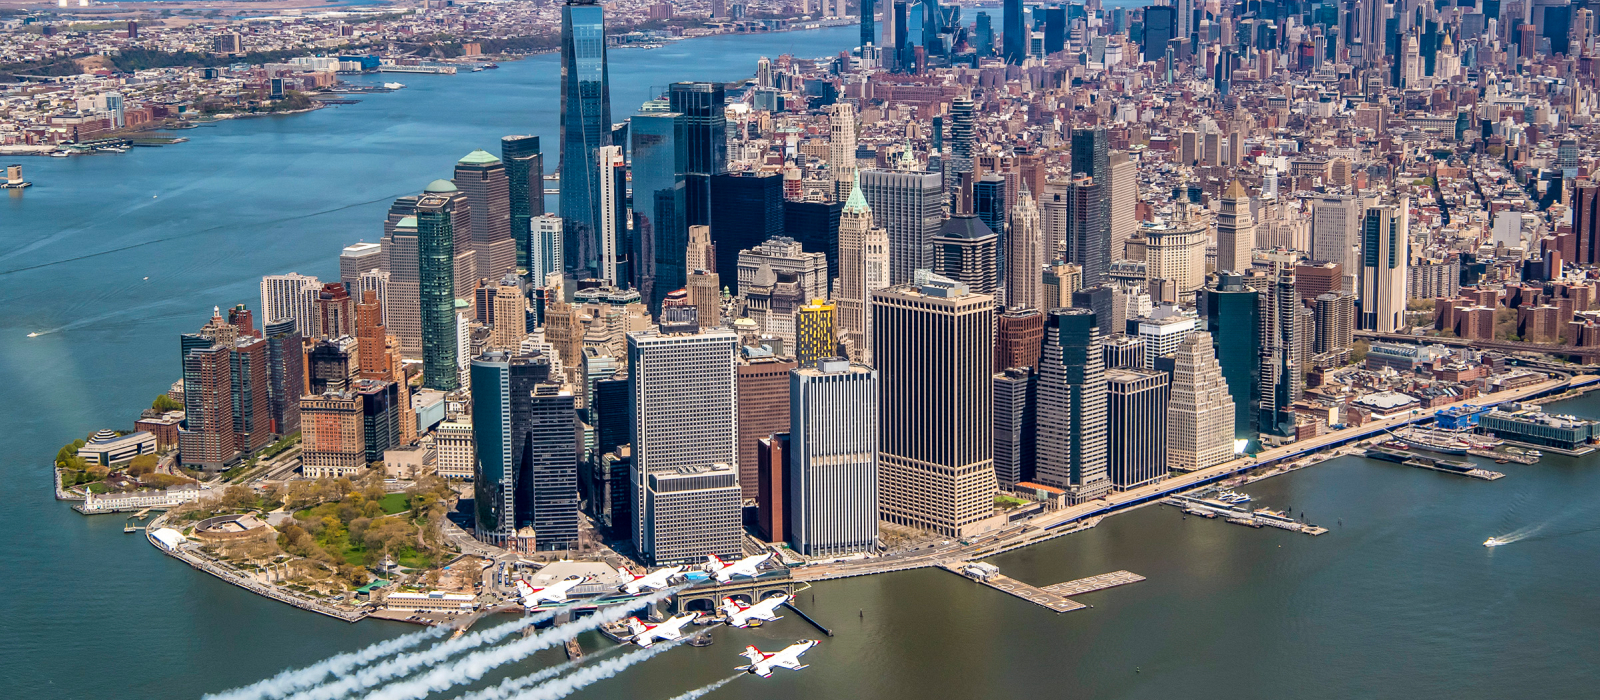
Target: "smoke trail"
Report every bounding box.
[501,645,676,700]
[662,674,743,700]
[287,609,562,700]
[452,645,630,700]
[203,625,450,700]
[363,588,680,700]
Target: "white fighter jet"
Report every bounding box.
[616,565,684,595]
[719,593,789,628]
[737,640,819,678]
[704,553,773,582]
[513,576,588,608]
[623,612,699,647]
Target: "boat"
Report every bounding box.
[1397,429,1471,455]
[1484,537,1502,547]
[26,332,39,338]
[383,82,406,89]
[485,62,499,69]
[49,151,69,158]
[471,66,484,72]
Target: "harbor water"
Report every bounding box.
[3,23,1599,699]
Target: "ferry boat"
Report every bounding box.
[1397,429,1471,455]
[383,82,406,89]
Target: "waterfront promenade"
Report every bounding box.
[795,374,1587,583]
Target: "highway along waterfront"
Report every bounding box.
[5,23,1600,700]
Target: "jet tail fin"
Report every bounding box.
[739,646,764,663]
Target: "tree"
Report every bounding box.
[153,394,182,412]
[1350,341,1370,365]
[127,454,158,477]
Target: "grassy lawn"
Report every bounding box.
[378,493,408,515]
[86,482,111,494]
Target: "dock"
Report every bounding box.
[940,564,1146,613]
[1467,448,1538,464]
[1040,570,1147,597]
[1164,496,1329,535]
[781,601,834,636]
[1363,447,1505,480]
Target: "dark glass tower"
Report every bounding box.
[417,193,460,391]
[559,0,613,280]
[1044,4,1065,54]
[974,173,1007,240]
[922,0,942,55]
[860,0,875,49]
[631,110,687,314]
[1142,5,1176,60]
[669,82,726,228]
[502,135,544,272]
[709,171,785,282]
[1071,127,1109,182]
[975,12,994,56]
[262,318,302,436]
[1199,272,1261,446]
[507,354,578,549]
[894,1,910,69]
[784,199,844,280]
[1002,0,1025,64]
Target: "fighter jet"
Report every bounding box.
[513,576,588,608]
[704,553,773,582]
[737,640,819,678]
[623,613,699,647]
[616,565,684,595]
[719,593,789,628]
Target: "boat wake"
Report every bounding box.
[1484,524,1543,547]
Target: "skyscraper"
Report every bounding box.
[630,110,687,313]
[669,82,726,229]
[471,354,515,542]
[830,103,857,203]
[560,0,613,280]
[933,214,999,295]
[595,144,625,286]
[313,282,355,340]
[1007,184,1043,310]
[381,214,422,356]
[992,367,1035,490]
[1036,308,1108,503]
[1167,331,1236,472]
[299,392,364,479]
[339,242,382,290]
[262,319,303,436]
[836,174,890,364]
[512,355,578,550]
[531,214,564,286]
[1199,272,1261,444]
[356,289,387,379]
[1071,128,1109,185]
[796,299,837,369]
[1313,293,1356,355]
[790,358,879,556]
[1105,369,1169,490]
[783,199,843,280]
[710,171,785,283]
[1044,4,1065,54]
[259,273,321,339]
[1003,0,1025,63]
[456,150,516,281]
[1216,180,1256,274]
[628,327,742,565]
[1259,266,1301,439]
[1360,197,1410,333]
[1067,173,1110,287]
[502,135,544,272]
[860,0,875,49]
[860,169,943,285]
[737,352,797,501]
[974,173,1006,245]
[1108,151,1138,262]
[872,278,997,537]
[417,192,460,391]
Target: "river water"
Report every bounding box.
[3,22,1599,700]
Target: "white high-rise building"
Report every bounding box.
[860,168,944,285]
[1167,331,1236,471]
[531,214,564,283]
[1142,205,1208,294]
[790,358,879,556]
[1135,306,1197,368]
[355,269,390,326]
[1109,151,1138,261]
[1311,195,1362,293]
[830,103,857,202]
[627,327,743,565]
[596,146,624,287]
[339,241,382,288]
[1006,184,1044,310]
[260,273,322,335]
[1216,180,1256,275]
[1360,197,1410,333]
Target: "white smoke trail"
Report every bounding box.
[363,588,679,700]
[204,625,450,700]
[454,645,629,700]
[287,610,562,700]
[661,674,742,700]
[501,645,675,700]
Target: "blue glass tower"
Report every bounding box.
[630,109,687,314]
[560,0,613,280]
[860,0,875,50]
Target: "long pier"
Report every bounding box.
[781,602,833,636]
[941,565,1147,613]
[1041,571,1146,597]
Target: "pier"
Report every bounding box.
[781,601,834,636]
[1040,571,1147,597]
[1363,447,1506,480]
[941,564,1146,613]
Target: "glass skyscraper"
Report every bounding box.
[1199,272,1261,446]
[630,110,687,313]
[1002,0,1025,64]
[559,0,613,280]
[417,192,460,392]
[860,0,875,49]
[669,82,726,228]
[502,135,543,272]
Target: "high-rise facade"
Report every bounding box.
[502,135,544,273]
[933,214,1000,296]
[669,81,726,228]
[1361,197,1410,333]
[796,299,836,369]
[531,214,564,285]
[1311,195,1362,293]
[1036,308,1109,503]
[229,336,271,456]
[455,150,516,281]
[355,289,386,378]
[1260,266,1301,438]
[628,327,743,565]
[993,367,1036,490]
[1199,272,1261,444]
[471,355,515,542]
[630,110,687,313]
[1007,184,1043,310]
[313,282,355,340]
[1108,151,1137,261]
[837,175,890,364]
[513,357,578,550]
[339,242,381,289]
[560,0,613,280]
[790,359,879,556]
[300,392,364,478]
[710,171,786,283]
[417,192,460,391]
[381,213,422,356]
[1313,293,1356,355]
[260,273,321,338]
[180,342,236,471]
[1067,173,1110,287]
[1167,331,1236,471]
[737,353,797,501]
[1216,180,1256,274]
[860,0,875,49]
[860,169,943,285]
[830,103,858,202]
[1105,369,1169,490]
[262,318,303,436]
[595,144,625,286]
[872,279,997,537]
[1002,0,1025,63]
